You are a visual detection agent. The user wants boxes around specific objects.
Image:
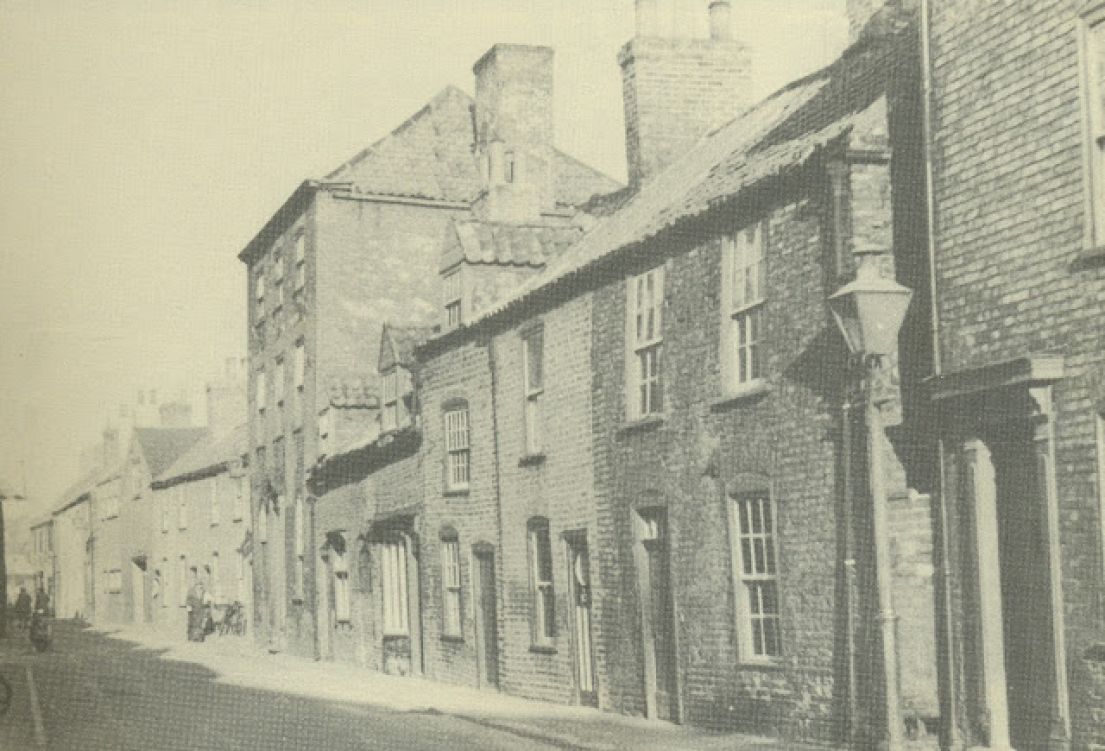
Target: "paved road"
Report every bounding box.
[0,622,556,750]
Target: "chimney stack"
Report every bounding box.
[620,0,751,189]
[709,0,732,41]
[846,0,918,44]
[472,43,556,222]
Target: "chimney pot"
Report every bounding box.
[709,0,733,40]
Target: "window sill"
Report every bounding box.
[529,644,558,655]
[518,453,546,467]
[710,380,770,411]
[616,414,665,437]
[443,488,470,498]
[738,657,785,671]
[1074,243,1105,270]
[440,634,465,644]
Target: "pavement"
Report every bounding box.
[2,619,917,750]
[84,620,816,751]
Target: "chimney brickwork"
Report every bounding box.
[472,44,557,222]
[620,1,751,188]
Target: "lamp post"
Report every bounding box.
[828,251,913,751]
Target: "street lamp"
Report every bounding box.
[0,484,27,639]
[827,251,912,751]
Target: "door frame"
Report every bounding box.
[564,529,598,707]
[471,543,500,690]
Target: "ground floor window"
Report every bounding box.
[729,493,782,660]
[440,537,462,637]
[380,540,409,635]
[332,548,351,624]
[528,518,555,645]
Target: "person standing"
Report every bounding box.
[185,575,206,642]
[14,587,31,631]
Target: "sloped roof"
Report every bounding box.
[452,221,583,267]
[465,29,910,327]
[51,464,118,515]
[381,323,436,370]
[132,428,207,478]
[155,424,248,487]
[326,86,622,206]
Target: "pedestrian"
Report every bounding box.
[15,587,32,631]
[33,585,49,616]
[185,575,206,642]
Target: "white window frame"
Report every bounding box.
[106,568,122,594]
[1080,7,1105,246]
[256,371,267,413]
[381,369,399,433]
[528,519,556,646]
[294,341,305,391]
[294,495,305,600]
[381,540,409,635]
[177,485,187,530]
[720,223,767,394]
[233,475,246,522]
[443,270,462,328]
[333,549,351,623]
[294,234,306,292]
[441,538,462,637]
[522,328,544,455]
[728,492,783,662]
[209,476,220,526]
[626,266,664,419]
[444,405,470,491]
[274,358,285,407]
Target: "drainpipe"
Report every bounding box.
[485,331,507,666]
[919,0,959,747]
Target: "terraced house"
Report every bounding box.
[238,34,618,659]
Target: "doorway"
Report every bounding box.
[635,508,678,721]
[131,558,147,623]
[565,532,598,707]
[473,548,500,689]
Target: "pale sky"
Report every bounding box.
[0,0,848,519]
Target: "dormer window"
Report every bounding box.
[443,270,462,328]
[381,368,401,432]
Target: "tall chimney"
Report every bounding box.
[709,0,732,41]
[620,0,751,189]
[472,43,556,222]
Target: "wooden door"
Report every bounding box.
[567,535,598,707]
[474,551,499,689]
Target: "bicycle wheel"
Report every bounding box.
[0,673,12,716]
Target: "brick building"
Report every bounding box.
[238,41,618,659]
[148,423,251,639]
[923,1,1105,748]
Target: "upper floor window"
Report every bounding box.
[721,223,766,393]
[254,269,265,321]
[209,476,220,526]
[627,266,664,419]
[293,340,305,391]
[444,404,470,491]
[274,357,286,408]
[318,407,332,456]
[294,234,307,293]
[522,327,544,455]
[177,485,187,530]
[273,252,286,311]
[381,369,399,433]
[443,270,462,329]
[528,518,555,646]
[233,474,246,522]
[440,535,462,637]
[256,371,267,414]
[1083,11,1105,244]
[728,492,782,661]
[160,493,170,533]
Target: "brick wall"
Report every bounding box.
[417,339,498,688]
[928,1,1105,746]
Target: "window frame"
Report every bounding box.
[256,370,267,414]
[444,402,470,492]
[626,266,665,420]
[522,327,544,455]
[380,539,410,636]
[720,222,768,395]
[332,548,351,624]
[727,491,783,663]
[254,266,266,321]
[1079,6,1105,247]
[443,269,462,329]
[440,535,463,638]
[528,518,556,647]
[293,233,307,293]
